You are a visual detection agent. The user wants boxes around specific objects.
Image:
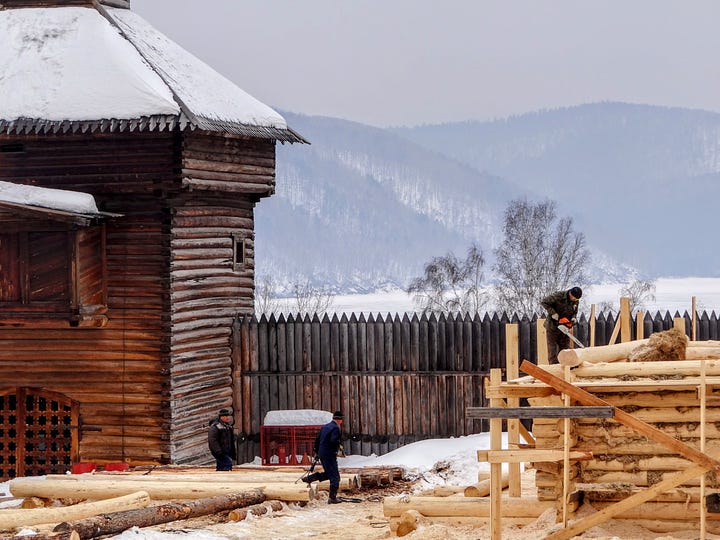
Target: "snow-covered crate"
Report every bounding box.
[260,410,331,466]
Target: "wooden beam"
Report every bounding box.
[620,297,631,342]
[383,496,555,518]
[464,473,509,497]
[466,406,613,419]
[489,368,503,540]
[0,491,150,530]
[608,316,621,345]
[520,361,720,473]
[589,304,596,347]
[562,365,571,526]
[558,338,648,366]
[476,449,593,463]
[505,323,521,497]
[551,359,720,379]
[537,318,549,365]
[674,316,686,334]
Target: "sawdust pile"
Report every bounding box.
[628,327,688,362]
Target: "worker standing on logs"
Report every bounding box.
[302,410,344,503]
[208,408,236,471]
[541,286,582,364]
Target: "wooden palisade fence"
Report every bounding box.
[231,309,720,462]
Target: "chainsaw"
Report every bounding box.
[557,323,585,349]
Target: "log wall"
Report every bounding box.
[0,130,275,472]
[168,133,275,464]
[531,387,720,525]
[0,132,175,470]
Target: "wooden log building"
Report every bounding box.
[0,0,306,479]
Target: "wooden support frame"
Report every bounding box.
[521,361,720,472]
[521,360,720,539]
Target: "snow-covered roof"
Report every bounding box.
[0,180,99,214]
[0,181,121,226]
[0,6,305,142]
[263,409,333,427]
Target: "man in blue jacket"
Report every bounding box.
[302,410,344,503]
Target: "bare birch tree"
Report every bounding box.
[255,276,335,316]
[407,244,488,314]
[492,199,590,315]
[255,275,282,316]
[620,279,656,313]
[291,279,335,315]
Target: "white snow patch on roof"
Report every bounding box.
[263,409,331,426]
[0,181,99,214]
[0,7,179,122]
[107,8,288,129]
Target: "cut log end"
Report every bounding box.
[558,349,581,367]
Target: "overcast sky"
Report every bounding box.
[132,0,720,127]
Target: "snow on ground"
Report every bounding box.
[330,277,720,316]
[1,433,506,539]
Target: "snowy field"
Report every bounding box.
[331,277,720,316]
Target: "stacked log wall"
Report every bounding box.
[0,132,176,467]
[168,133,275,464]
[531,388,720,519]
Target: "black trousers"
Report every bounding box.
[305,453,340,498]
[546,326,570,365]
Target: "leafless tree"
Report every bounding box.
[407,244,488,314]
[255,276,335,316]
[291,279,335,315]
[254,275,282,316]
[619,279,656,313]
[492,199,590,316]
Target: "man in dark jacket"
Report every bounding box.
[302,410,344,503]
[208,408,236,471]
[541,286,582,364]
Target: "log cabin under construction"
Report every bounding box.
[0,0,306,479]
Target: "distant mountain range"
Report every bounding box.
[254,103,720,293]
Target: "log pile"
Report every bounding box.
[1,465,399,537]
[0,466,403,540]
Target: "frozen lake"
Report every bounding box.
[329,277,720,316]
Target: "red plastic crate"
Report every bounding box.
[260,425,321,466]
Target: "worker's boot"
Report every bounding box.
[328,485,340,504]
[301,472,317,484]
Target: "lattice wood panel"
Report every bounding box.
[0,388,78,480]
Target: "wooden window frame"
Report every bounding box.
[0,225,108,327]
[232,234,246,271]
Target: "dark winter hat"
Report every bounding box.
[332,410,344,420]
[219,408,231,416]
[569,287,583,299]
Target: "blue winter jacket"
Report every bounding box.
[313,420,341,457]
